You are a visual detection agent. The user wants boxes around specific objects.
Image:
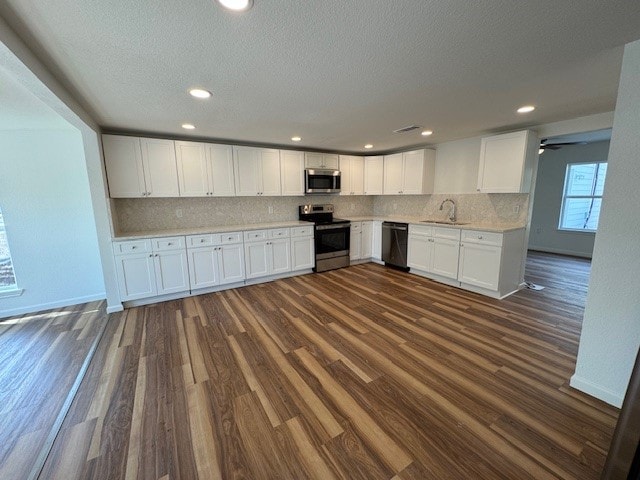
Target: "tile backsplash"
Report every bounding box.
[113,193,528,234]
[113,195,374,233]
[372,193,529,225]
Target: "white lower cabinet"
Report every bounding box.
[361,221,373,258]
[350,222,362,260]
[372,221,382,261]
[186,232,244,290]
[114,236,189,301]
[458,241,501,290]
[290,226,314,271]
[408,225,460,280]
[244,228,292,279]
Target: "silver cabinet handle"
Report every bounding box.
[149,254,153,257]
[132,246,137,249]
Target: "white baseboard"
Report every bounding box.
[570,374,624,408]
[0,293,106,319]
[528,246,592,259]
[106,304,124,314]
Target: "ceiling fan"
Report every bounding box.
[539,138,588,152]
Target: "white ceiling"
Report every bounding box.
[1,1,639,152]
[0,64,72,130]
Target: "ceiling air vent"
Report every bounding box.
[393,125,422,134]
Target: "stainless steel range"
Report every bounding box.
[299,204,350,272]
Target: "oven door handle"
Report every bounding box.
[315,223,351,231]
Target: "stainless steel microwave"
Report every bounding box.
[305,168,341,194]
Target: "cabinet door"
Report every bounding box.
[154,250,190,294]
[114,253,157,301]
[207,144,235,196]
[322,154,340,169]
[233,147,261,196]
[383,153,404,194]
[364,156,383,195]
[431,238,460,279]
[140,138,180,197]
[280,150,304,196]
[270,238,291,275]
[291,236,314,271]
[102,135,146,198]
[351,156,365,195]
[402,150,425,195]
[244,241,270,279]
[477,131,528,193]
[304,152,324,168]
[339,155,353,196]
[372,221,382,260]
[219,244,245,284]
[350,223,362,261]
[361,221,373,258]
[176,141,209,197]
[458,243,501,290]
[407,235,432,271]
[260,149,282,196]
[188,247,220,289]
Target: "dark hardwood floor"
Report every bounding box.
[3,252,620,479]
[0,301,108,480]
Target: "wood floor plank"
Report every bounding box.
[26,252,619,479]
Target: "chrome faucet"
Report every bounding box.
[439,198,456,222]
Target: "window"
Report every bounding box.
[559,162,607,232]
[0,208,18,291]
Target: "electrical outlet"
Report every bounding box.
[513,205,520,214]
[350,203,355,210]
[393,203,398,211]
[176,209,183,218]
[268,206,273,214]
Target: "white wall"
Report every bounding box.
[434,136,481,193]
[529,141,610,258]
[0,129,105,317]
[571,39,640,407]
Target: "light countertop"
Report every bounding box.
[113,220,312,241]
[342,216,525,233]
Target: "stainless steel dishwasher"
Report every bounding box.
[381,222,409,270]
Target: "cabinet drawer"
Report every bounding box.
[244,230,268,242]
[269,228,291,239]
[433,226,461,241]
[461,230,503,246]
[290,225,314,237]
[351,222,362,232]
[187,234,219,248]
[409,224,433,237]
[220,231,243,244]
[113,239,152,255]
[152,236,186,251]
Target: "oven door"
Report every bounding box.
[315,224,350,260]
[305,169,341,194]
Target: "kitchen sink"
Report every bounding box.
[420,220,469,225]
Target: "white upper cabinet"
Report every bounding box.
[382,149,435,195]
[139,138,180,197]
[477,130,538,193]
[233,146,282,196]
[339,155,364,195]
[280,150,305,196]
[364,156,383,195]
[103,134,180,198]
[175,141,208,196]
[304,152,339,169]
[176,142,235,197]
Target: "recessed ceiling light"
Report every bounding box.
[291,136,301,142]
[216,0,253,11]
[364,144,373,149]
[182,123,196,130]
[517,105,536,114]
[189,88,212,99]
[421,130,433,136]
